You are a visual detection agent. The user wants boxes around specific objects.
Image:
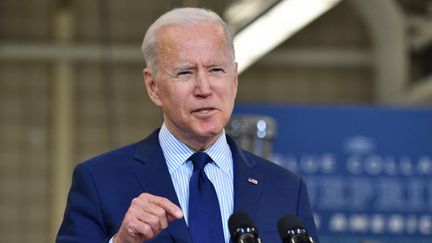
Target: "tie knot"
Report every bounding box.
[189,152,212,171]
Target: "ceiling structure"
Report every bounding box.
[0,1,431,242]
[0,0,431,104]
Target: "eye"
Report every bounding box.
[210,67,225,73]
[177,70,193,77]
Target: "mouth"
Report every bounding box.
[192,107,215,115]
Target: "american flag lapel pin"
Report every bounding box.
[248,177,258,185]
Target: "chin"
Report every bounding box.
[195,124,223,138]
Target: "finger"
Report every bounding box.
[130,197,167,233]
[130,215,155,239]
[145,204,169,230]
[117,210,155,242]
[133,193,180,230]
[146,194,183,220]
[130,206,163,234]
[116,193,180,243]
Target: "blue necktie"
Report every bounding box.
[188,152,225,243]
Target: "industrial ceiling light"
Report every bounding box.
[225,0,279,32]
[233,0,342,73]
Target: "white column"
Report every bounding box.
[49,6,75,241]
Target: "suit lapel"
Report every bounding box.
[130,131,265,242]
[228,136,264,219]
[133,130,192,243]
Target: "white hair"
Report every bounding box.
[141,7,235,73]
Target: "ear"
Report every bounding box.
[143,68,163,107]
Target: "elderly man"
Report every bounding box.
[57,7,318,243]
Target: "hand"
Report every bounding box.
[113,193,183,243]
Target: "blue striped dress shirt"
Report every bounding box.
[159,123,234,243]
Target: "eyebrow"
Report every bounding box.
[207,63,227,68]
[174,63,196,71]
[173,61,229,71]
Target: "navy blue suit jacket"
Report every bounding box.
[57,129,319,242]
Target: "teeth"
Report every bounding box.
[199,109,210,114]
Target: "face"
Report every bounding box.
[144,22,238,151]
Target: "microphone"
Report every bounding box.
[228,211,262,243]
[277,214,314,243]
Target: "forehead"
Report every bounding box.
[156,22,231,62]
[159,21,225,41]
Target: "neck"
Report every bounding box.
[163,123,223,152]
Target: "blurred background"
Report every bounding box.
[0,0,431,242]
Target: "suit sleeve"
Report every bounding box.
[297,177,320,243]
[56,163,112,243]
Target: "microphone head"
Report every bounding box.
[277,214,305,233]
[278,214,313,243]
[228,211,259,241]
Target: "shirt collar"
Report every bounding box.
[158,123,232,175]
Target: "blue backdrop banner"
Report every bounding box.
[233,104,432,243]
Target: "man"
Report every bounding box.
[57,7,318,243]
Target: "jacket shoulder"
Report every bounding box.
[77,129,160,170]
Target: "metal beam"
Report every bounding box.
[349,0,408,103]
[259,47,372,67]
[1,43,371,67]
[408,15,432,51]
[405,75,432,103]
[0,43,143,62]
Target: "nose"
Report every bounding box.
[194,71,212,98]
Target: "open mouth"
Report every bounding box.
[193,108,214,114]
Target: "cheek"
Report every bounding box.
[225,82,237,102]
[167,90,191,115]
[161,84,182,104]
